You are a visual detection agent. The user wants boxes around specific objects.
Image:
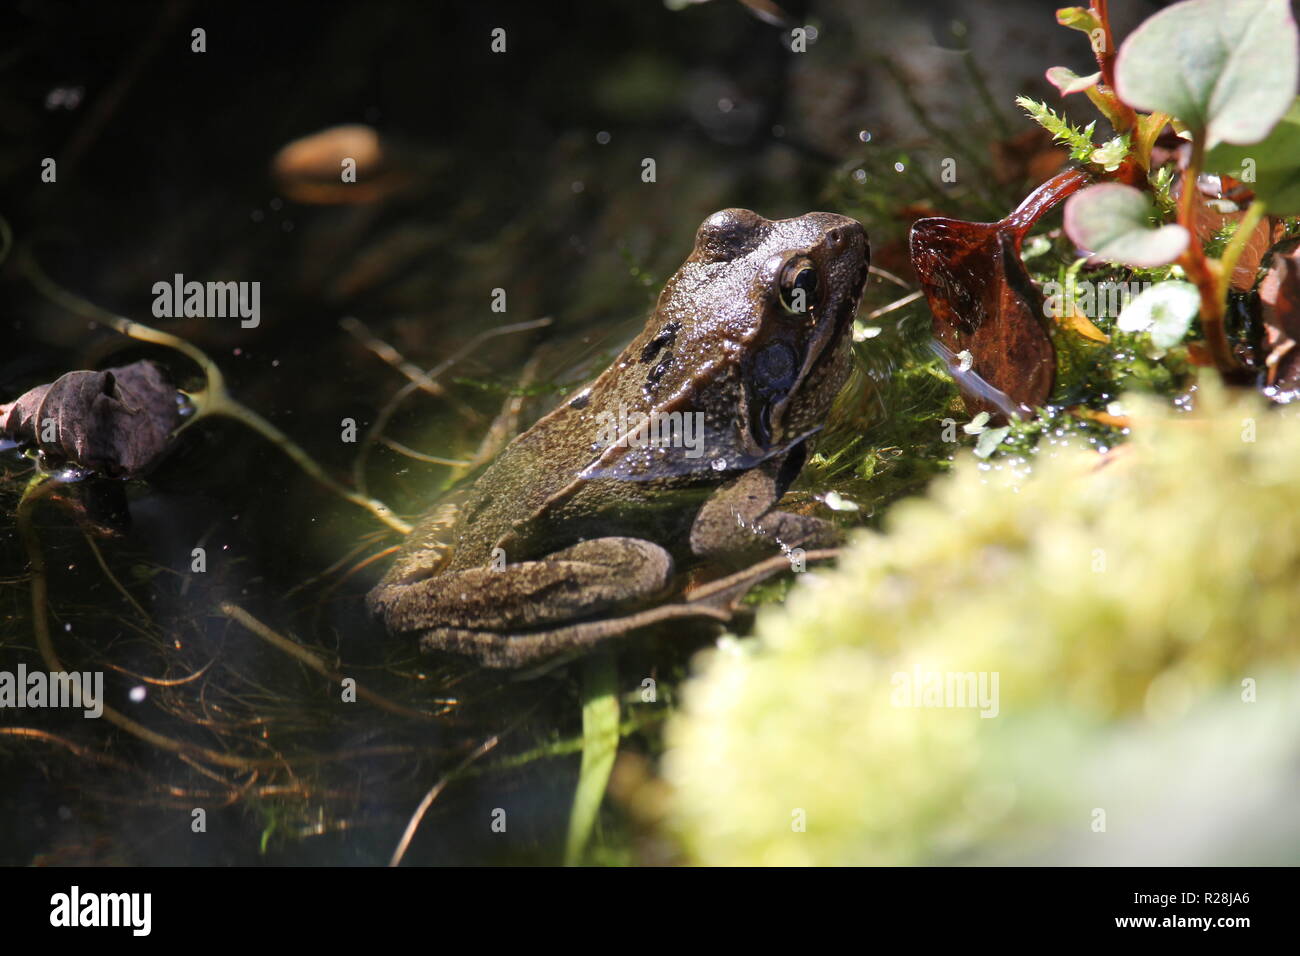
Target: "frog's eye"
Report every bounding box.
[779,257,819,314]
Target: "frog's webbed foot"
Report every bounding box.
[689,454,841,560]
[368,537,674,665]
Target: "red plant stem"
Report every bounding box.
[1005,167,1092,237]
[1091,1,1118,89]
[1090,0,1137,134]
[1177,137,1236,372]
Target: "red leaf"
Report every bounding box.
[909,168,1090,420]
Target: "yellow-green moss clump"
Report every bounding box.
[663,379,1300,865]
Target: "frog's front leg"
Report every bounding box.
[369,536,674,638]
[689,450,840,559]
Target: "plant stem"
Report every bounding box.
[1089,0,1137,134]
[1092,1,1119,90]
[1177,136,1237,372]
[19,248,412,534]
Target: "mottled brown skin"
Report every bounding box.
[368,208,869,668]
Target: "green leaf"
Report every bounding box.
[1206,97,1300,215]
[1064,183,1190,268]
[1016,95,1097,162]
[565,653,620,865]
[974,426,1010,458]
[1116,281,1201,349]
[1090,135,1130,172]
[1046,66,1101,97]
[1056,6,1102,36]
[1114,0,1299,149]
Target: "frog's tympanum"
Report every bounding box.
[368,209,869,667]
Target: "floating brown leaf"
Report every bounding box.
[0,359,181,477]
[910,167,1090,420]
[1182,176,1275,291]
[1258,242,1300,389]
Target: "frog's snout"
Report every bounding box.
[824,218,868,258]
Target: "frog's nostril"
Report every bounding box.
[827,222,864,251]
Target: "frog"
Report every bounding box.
[367,208,869,669]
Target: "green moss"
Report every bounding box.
[664,378,1300,864]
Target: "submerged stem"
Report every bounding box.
[18,247,411,534]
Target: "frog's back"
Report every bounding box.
[443,326,730,570]
[445,407,596,567]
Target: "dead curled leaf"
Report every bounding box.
[1258,242,1300,389]
[0,359,181,477]
[1181,176,1277,292]
[910,167,1091,420]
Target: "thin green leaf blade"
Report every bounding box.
[565,653,620,865]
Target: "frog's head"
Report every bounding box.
[657,208,870,458]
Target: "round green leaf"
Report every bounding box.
[1064,183,1190,268]
[1114,0,1298,149]
[1206,97,1300,215]
[1117,281,1201,349]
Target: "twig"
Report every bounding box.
[82,532,150,621]
[218,601,450,719]
[352,317,551,495]
[864,289,924,321]
[18,475,282,771]
[389,735,500,867]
